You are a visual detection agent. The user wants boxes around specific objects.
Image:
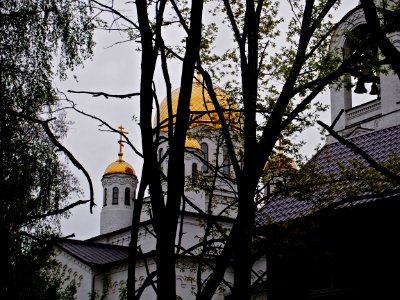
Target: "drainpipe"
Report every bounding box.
[91,268,103,300]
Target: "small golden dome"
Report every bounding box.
[264,154,297,172]
[104,125,136,176]
[104,156,136,177]
[154,80,241,131]
[264,137,297,172]
[185,136,201,151]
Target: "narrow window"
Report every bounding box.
[112,187,119,205]
[192,163,198,180]
[103,188,107,206]
[124,187,131,205]
[201,143,209,172]
[222,145,230,175]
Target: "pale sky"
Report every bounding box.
[58,28,143,239]
[59,1,359,240]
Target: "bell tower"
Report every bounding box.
[328,3,400,142]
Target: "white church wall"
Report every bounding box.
[380,72,400,115]
[56,249,95,300]
[56,243,264,300]
[93,264,130,300]
[137,225,157,253]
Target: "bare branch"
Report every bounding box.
[63,98,143,158]
[4,109,96,214]
[317,119,400,184]
[68,90,140,99]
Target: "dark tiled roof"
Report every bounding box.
[256,124,400,227]
[58,239,129,267]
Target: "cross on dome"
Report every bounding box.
[103,125,136,177]
[118,125,128,160]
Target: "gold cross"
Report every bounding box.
[118,125,128,158]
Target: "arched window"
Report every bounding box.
[222,145,230,175]
[124,187,131,205]
[192,163,198,180]
[103,188,107,206]
[201,142,209,172]
[112,187,119,205]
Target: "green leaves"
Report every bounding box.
[1,1,94,299]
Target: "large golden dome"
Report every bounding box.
[104,156,136,177]
[185,136,201,151]
[154,80,241,131]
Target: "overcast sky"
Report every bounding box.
[59,1,359,240]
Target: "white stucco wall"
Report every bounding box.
[56,249,97,300]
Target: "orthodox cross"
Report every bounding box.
[118,125,128,159]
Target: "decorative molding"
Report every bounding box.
[102,175,138,186]
[331,8,365,50]
[345,126,374,138]
[59,262,84,287]
[107,263,128,274]
[387,32,400,50]
[60,251,92,272]
[346,100,381,121]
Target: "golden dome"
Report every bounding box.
[264,154,297,172]
[185,136,201,151]
[104,156,136,176]
[154,80,241,131]
[264,137,297,172]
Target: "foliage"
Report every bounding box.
[1,0,94,299]
[5,230,79,300]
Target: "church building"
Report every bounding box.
[56,77,266,300]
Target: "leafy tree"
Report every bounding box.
[1,0,94,299]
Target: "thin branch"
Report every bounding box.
[4,109,95,213]
[317,120,400,184]
[90,0,140,29]
[68,90,140,99]
[29,200,92,222]
[63,98,143,158]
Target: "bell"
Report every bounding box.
[354,78,367,94]
[369,82,379,95]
